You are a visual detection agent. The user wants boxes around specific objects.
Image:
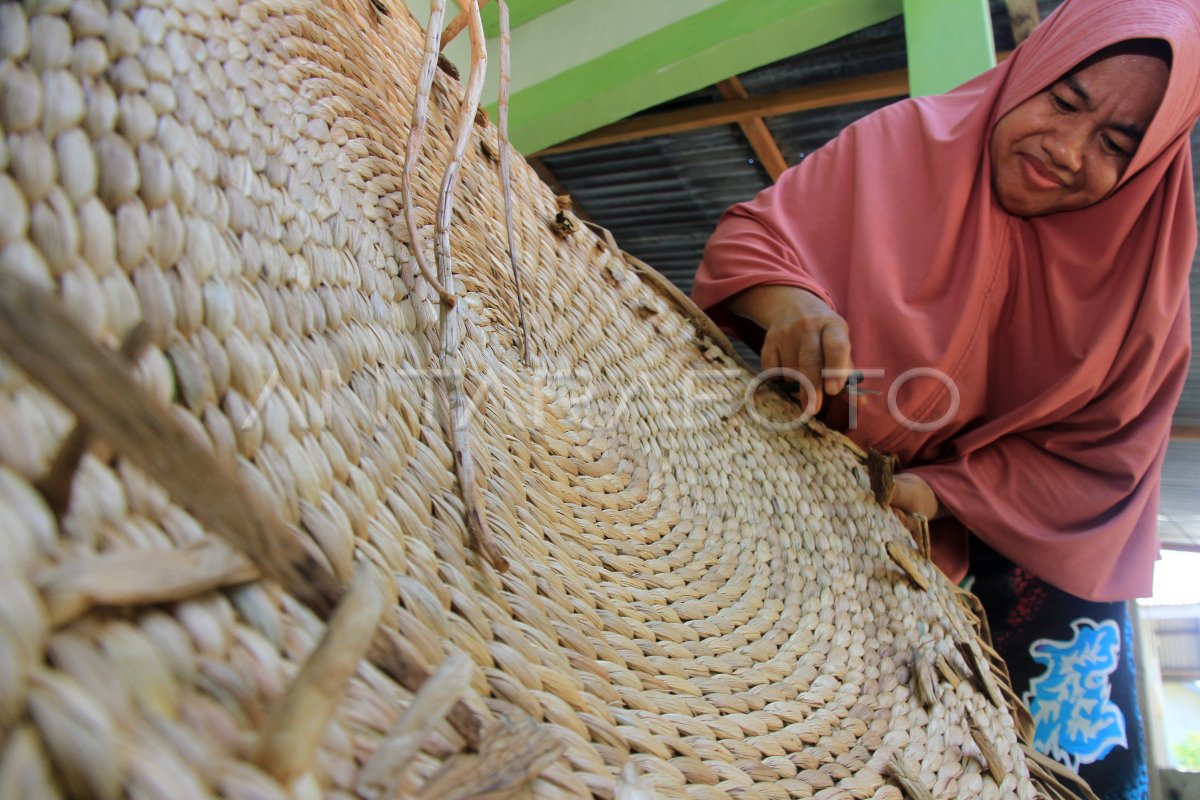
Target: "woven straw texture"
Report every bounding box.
[0,1,1082,798]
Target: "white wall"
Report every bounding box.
[1161,681,1200,769]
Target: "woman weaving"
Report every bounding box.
[692,0,1200,795]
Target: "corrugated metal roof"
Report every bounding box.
[543,126,760,294]
[1161,439,1200,550]
[538,0,1200,549]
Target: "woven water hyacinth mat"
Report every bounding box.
[0,1,1089,798]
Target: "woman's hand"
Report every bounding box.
[890,472,941,540]
[726,285,854,412]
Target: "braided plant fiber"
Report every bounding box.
[0,1,1084,798]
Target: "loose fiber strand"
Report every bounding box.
[441,0,492,50]
[403,0,455,307]
[35,322,152,516]
[357,651,474,799]
[434,0,508,572]
[497,0,532,364]
[255,562,392,785]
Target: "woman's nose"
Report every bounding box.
[1045,123,1086,172]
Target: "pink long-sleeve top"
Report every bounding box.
[692,0,1200,601]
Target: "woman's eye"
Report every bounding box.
[1101,135,1131,158]
[1050,92,1075,112]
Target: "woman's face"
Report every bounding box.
[989,52,1169,217]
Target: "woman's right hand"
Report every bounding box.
[726,285,854,413]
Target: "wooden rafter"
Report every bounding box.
[715,77,790,182]
[536,68,910,156]
[1171,425,1200,440]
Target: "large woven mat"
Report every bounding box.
[0,1,1085,798]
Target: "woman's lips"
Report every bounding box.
[1020,153,1067,190]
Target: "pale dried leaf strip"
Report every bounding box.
[358,650,475,799]
[39,539,258,627]
[885,540,931,591]
[256,563,392,784]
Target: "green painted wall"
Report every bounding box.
[479,0,574,38]
[902,0,995,96]
[402,0,472,74]
[488,0,903,153]
[401,0,1000,152]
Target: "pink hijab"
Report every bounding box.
[693,0,1200,600]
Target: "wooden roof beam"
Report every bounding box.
[535,67,910,156]
[715,77,790,182]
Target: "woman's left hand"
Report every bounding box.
[890,472,940,536]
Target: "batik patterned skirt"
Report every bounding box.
[967,539,1148,800]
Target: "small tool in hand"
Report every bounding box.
[778,370,880,397]
[840,370,880,397]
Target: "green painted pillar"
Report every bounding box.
[902,0,995,97]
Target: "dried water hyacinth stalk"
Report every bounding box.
[615,760,657,800]
[998,675,1035,742]
[358,651,474,799]
[886,754,933,800]
[1022,745,1101,800]
[912,645,940,708]
[256,562,393,785]
[867,448,900,505]
[935,654,965,689]
[957,638,1005,708]
[28,669,121,800]
[38,539,259,628]
[441,0,493,49]
[982,637,1011,678]
[403,0,455,307]
[36,323,151,516]
[967,717,1007,784]
[0,274,494,751]
[954,583,991,635]
[0,725,62,800]
[910,512,931,560]
[433,0,509,572]
[885,539,931,591]
[415,712,563,800]
[584,218,622,257]
[0,270,344,618]
[587,237,749,370]
[497,0,532,363]
[367,627,489,750]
